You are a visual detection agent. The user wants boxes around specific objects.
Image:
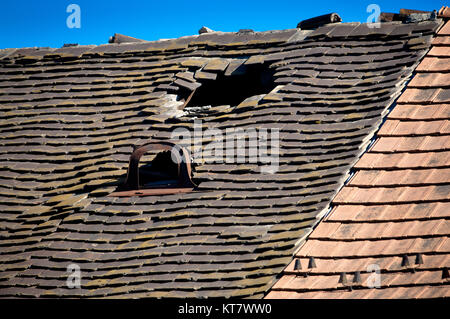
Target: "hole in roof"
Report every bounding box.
[180,63,276,109]
[138,151,179,188]
[110,141,197,197]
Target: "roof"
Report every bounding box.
[0,16,443,298]
[266,13,450,299]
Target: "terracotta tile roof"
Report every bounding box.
[267,13,449,299]
[438,6,450,18]
[0,17,443,298]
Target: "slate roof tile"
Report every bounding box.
[268,15,450,299]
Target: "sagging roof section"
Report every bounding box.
[267,12,450,299]
[0,16,443,298]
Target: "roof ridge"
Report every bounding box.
[0,17,440,53]
[0,20,442,63]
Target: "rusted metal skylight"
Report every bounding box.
[110,141,197,197]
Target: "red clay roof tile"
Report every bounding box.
[438,6,450,18]
[427,46,450,57]
[374,136,450,152]
[265,290,296,299]
[309,221,340,238]
[397,87,440,103]
[389,104,450,120]
[354,151,449,169]
[438,20,450,35]
[432,35,450,45]
[397,186,438,202]
[430,58,450,72]
[407,168,450,184]
[415,56,439,71]
[371,136,403,152]
[420,286,450,298]
[409,72,450,87]
[379,120,448,136]
[349,168,450,186]
[434,237,449,252]
[348,170,380,186]
[328,205,392,222]
[431,201,450,218]
[434,88,450,102]
[325,204,365,221]
[268,10,450,298]
[377,119,400,135]
[416,57,450,72]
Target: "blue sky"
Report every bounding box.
[0,0,447,49]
